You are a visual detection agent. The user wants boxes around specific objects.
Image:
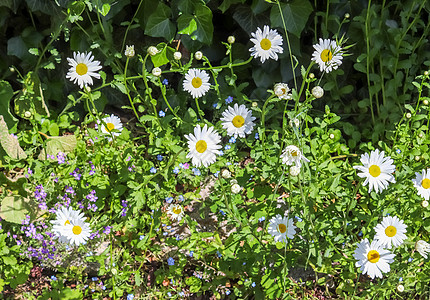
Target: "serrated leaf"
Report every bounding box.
[0,115,27,159]
[270,0,313,38]
[144,3,175,41]
[38,135,77,160]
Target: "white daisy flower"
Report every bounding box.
[99,114,123,138]
[373,216,407,248]
[267,214,296,243]
[412,169,430,200]
[249,25,283,63]
[353,238,395,279]
[167,204,185,221]
[353,149,396,194]
[280,145,310,167]
[311,38,343,73]
[274,83,292,100]
[183,69,210,99]
[415,240,430,259]
[62,218,91,246]
[220,103,256,138]
[184,124,222,168]
[51,207,87,243]
[66,51,102,89]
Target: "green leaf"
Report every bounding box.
[219,0,245,13]
[270,0,313,38]
[145,3,175,41]
[0,115,27,160]
[0,195,33,224]
[38,135,77,160]
[0,81,18,129]
[178,15,198,37]
[193,3,213,44]
[100,3,110,16]
[150,43,172,68]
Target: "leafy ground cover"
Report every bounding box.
[1,0,430,299]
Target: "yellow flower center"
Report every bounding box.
[192,77,202,88]
[172,207,183,215]
[369,165,381,177]
[367,250,380,263]
[64,220,70,225]
[72,225,82,235]
[195,140,207,153]
[76,63,88,76]
[291,150,298,157]
[232,115,245,128]
[320,49,333,63]
[105,122,115,132]
[422,178,430,189]
[277,223,287,233]
[385,225,397,237]
[260,38,272,50]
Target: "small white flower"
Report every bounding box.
[183,69,211,99]
[24,111,32,118]
[152,67,162,77]
[412,169,430,200]
[280,145,310,167]
[249,25,283,63]
[415,240,430,258]
[329,133,335,139]
[274,83,291,100]
[422,200,429,208]
[99,114,123,138]
[311,38,343,73]
[397,284,404,292]
[173,51,182,60]
[66,51,102,89]
[147,46,158,56]
[221,169,231,179]
[184,124,222,168]
[353,149,396,194]
[167,204,185,221]
[194,51,203,60]
[353,238,395,279]
[220,103,256,138]
[124,45,135,58]
[312,86,324,98]
[267,214,296,243]
[289,165,300,176]
[373,216,407,248]
[231,183,242,194]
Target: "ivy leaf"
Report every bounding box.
[178,14,198,37]
[193,3,213,44]
[0,115,27,160]
[270,0,313,38]
[145,2,175,41]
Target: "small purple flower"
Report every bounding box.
[178,195,184,202]
[127,294,134,300]
[139,235,145,240]
[103,226,112,235]
[218,150,224,156]
[225,96,233,104]
[125,156,132,162]
[167,257,175,266]
[162,79,169,85]
[157,154,163,161]
[182,163,189,169]
[70,168,81,180]
[214,171,220,178]
[57,152,66,164]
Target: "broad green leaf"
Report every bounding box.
[38,135,77,160]
[145,3,175,41]
[270,0,313,38]
[0,81,18,129]
[178,15,198,37]
[0,195,33,224]
[219,0,245,13]
[193,3,213,44]
[150,43,174,68]
[100,3,110,16]
[0,115,27,160]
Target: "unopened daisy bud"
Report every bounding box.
[397,284,404,293]
[289,118,299,128]
[147,46,158,56]
[312,86,324,98]
[194,51,203,60]
[152,67,162,77]
[289,165,300,176]
[415,240,430,258]
[125,45,135,58]
[425,71,429,76]
[422,200,429,208]
[84,86,91,93]
[221,169,231,179]
[111,268,118,275]
[231,183,241,194]
[252,102,258,107]
[415,155,420,161]
[329,133,335,139]
[423,100,429,105]
[406,112,412,118]
[9,67,15,72]
[173,51,182,60]
[24,111,32,118]
[227,36,235,44]
[309,73,315,79]
[344,13,350,19]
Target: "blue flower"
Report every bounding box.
[225,145,231,150]
[258,216,265,222]
[162,79,169,85]
[50,275,57,281]
[140,235,145,240]
[295,216,303,222]
[218,150,224,156]
[157,154,163,161]
[150,167,157,174]
[173,167,180,174]
[159,111,165,117]
[165,197,173,204]
[216,251,222,258]
[214,171,220,178]
[396,149,401,154]
[226,290,231,295]
[229,137,236,143]
[408,257,413,262]
[92,277,98,281]
[219,210,226,216]
[251,282,256,287]
[167,257,175,266]
[225,96,233,104]
[399,277,403,282]
[255,133,259,139]
[178,195,184,202]
[188,251,194,257]
[127,294,134,300]
[193,168,201,176]
[167,292,172,297]
[213,103,218,109]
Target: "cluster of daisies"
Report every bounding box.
[51,206,91,246]
[352,149,430,278]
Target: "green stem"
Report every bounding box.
[123,57,140,122]
[35,18,67,71]
[141,54,162,128]
[157,77,182,121]
[365,0,376,124]
[121,0,144,53]
[198,57,253,71]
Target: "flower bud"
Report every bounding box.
[84,86,91,93]
[147,46,158,56]
[312,86,324,98]
[194,51,203,60]
[231,183,241,194]
[422,200,429,208]
[221,169,231,179]
[289,118,299,128]
[309,73,315,79]
[125,45,135,58]
[329,133,335,139]
[252,102,258,107]
[173,51,182,60]
[425,71,429,76]
[152,67,162,77]
[415,155,420,161]
[227,36,235,44]
[111,268,118,275]
[9,67,15,72]
[423,100,429,105]
[406,112,412,118]
[344,13,350,19]
[24,111,32,118]
[397,284,404,293]
[289,165,300,176]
